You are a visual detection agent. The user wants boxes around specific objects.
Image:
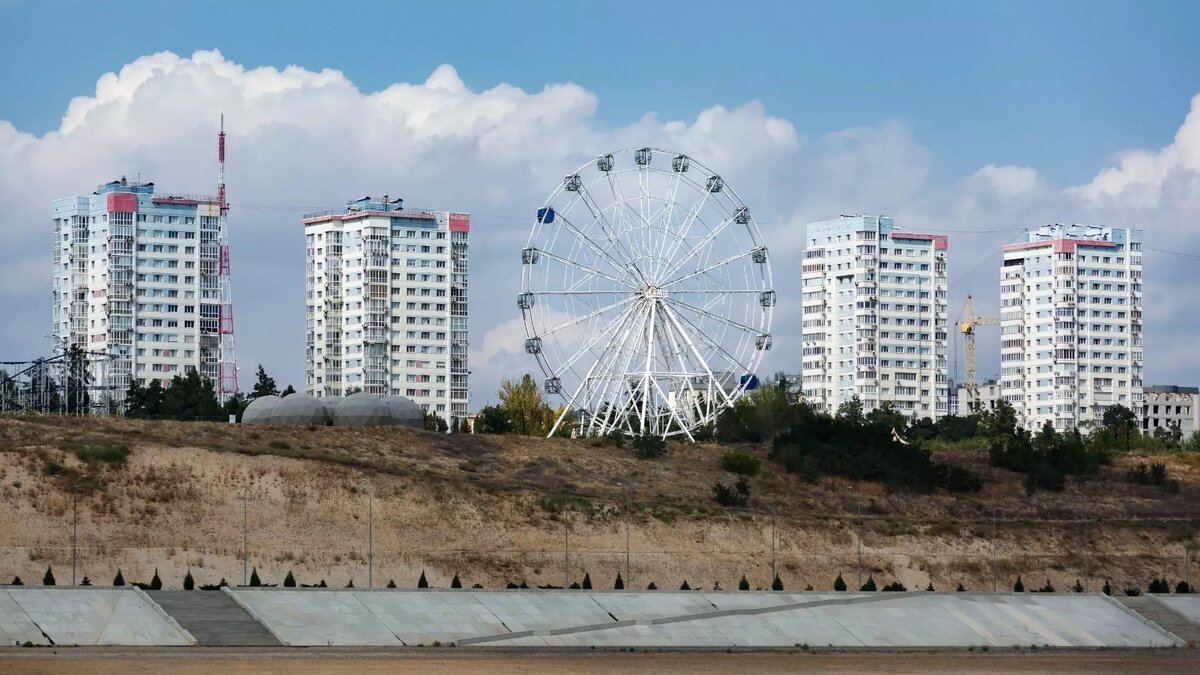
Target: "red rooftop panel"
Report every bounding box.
[891,232,948,250]
[107,193,136,212]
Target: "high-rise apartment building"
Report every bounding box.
[51,178,226,404]
[999,224,1143,431]
[801,215,950,420]
[304,196,469,424]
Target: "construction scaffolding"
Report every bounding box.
[0,349,121,415]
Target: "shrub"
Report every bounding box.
[283,571,296,588]
[631,432,666,459]
[1013,576,1024,593]
[582,573,592,589]
[346,579,354,588]
[647,582,657,590]
[60,441,130,466]
[719,450,761,477]
[1102,580,1112,596]
[1123,587,1141,597]
[113,569,125,586]
[882,581,906,592]
[249,568,261,587]
[451,574,462,589]
[614,573,624,590]
[739,574,750,591]
[926,583,935,592]
[150,568,162,590]
[1072,579,1083,593]
[833,573,847,591]
[505,582,518,589]
[1176,580,1194,594]
[387,579,397,588]
[680,580,691,590]
[1148,578,1171,594]
[860,576,877,592]
[956,583,965,592]
[772,575,784,591]
[712,477,751,507]
[1037,580,1054,593]
[418,570,429,588]
[268,440,291,450]
[43,566,55,586]
[80,576,91,587]
[11,576,23,585]
[183,570,195,590]
[568,582,581,589]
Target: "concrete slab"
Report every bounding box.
[354,591,509,645]
[1154,595,1200,626]
[228,589,400,646]
[0,590,47,646]
[4,589,193,646]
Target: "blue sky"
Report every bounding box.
[3,0,1198,185]
[1,0,1199,402]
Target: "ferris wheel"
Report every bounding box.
[519,147,775,440]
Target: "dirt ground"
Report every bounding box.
[1,648,1198,675]
[1,415,1198,591]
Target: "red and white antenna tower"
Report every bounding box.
[216,114,239,398]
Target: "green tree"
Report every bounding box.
[223,392,248,421]
[865,401,906,434]
[451,574,462,589]
[614,573,624,590]
[418,570,429,588]
[280,384,296,398]
[43,566,55,586]
[499,374,548,435]
[835,396,865,426]
[582,573,592,589]
[249,365,278,399]
[150,568,162,590]
[739,574,750,591]
[1013,575,1024,592]
[771,574,784,591]
[860,575,877,592]
[1102,404,1139,452]
[284,571,296,587]
[834,573,847,591]
[249,567,261,587]
[475,405,510,434]
[161,370,223,419]
[184,570,195,590]
[113,569,125,586]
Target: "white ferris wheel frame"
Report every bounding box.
[519,147,775,440]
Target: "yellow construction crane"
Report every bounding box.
[960,294,1000,406]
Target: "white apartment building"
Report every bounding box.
[1141,385,1197,438]
[52,178,224,405]
[304,196,469,424]
[801,215,950,420]
[999,224,1143,431]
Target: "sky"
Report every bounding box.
[1,0,1199,405]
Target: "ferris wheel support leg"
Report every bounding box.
[659,302,736,409]
[579,303,645,437]
[638,300,658,436]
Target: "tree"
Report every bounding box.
[833,573,847,591]
[161,369,223,419]
[223,392,248,421]
[425,411,448,432]
[150,568,162,590]
[10,576,22,585]
[125,379,166,418]
[956,583,965,592]
[451,574,462,589]
[582,572,592,589]
[632,432,666,459]
[926,583,935,592]
[184,570,195,590]
[249,567,261,587]
[80,576,91,586]
[1013,575,1024,592]
[281,385,296,398]
[113,569,125,586]
[647,582,657,590]
[1102,404,1139,452]
[43,566,55,586]
[418,570,429,588]
[739,574,750,591]
[860,575,877,592]
[499,374,548,435]
[387,579,397,588]
[614,573,624,590]
[1103,579,1113,596]
[1072,579,1084,593]
[771,574,784,591]
[474,405,510,434]
[249,365,279,400]
[680,580,691,591]
[836,396,865,426]
[284,571,296,588]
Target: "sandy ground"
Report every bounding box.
[1,648,1198,674]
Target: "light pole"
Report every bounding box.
[240,493,249,587]
[850,488,863,589]
[991,507,998,593]
[1073,490,1090,591]
[563,518,570,589]
[367,485,374,590]
[616,482,631,587]
[771,512,777,584]
[51,473,87,586]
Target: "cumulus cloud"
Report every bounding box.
[1,49,1198,403]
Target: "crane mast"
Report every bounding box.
[960,294,999,407]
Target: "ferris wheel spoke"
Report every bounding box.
[596,304,653,435]
[656,210,739,284]
[535,295,638,339]
[664,296,762,337]
[656,301,737,408]
[604,173,648,269]
[660,249,755,289]
[663,300,755,375]
[554,299,642,376]
[552,210,641,284]
[649,168,686,281]
[575,184,646,282]
[574,303,644,419]
[650,376,695,441]
[537,248,638,289]
[654,187,715,283]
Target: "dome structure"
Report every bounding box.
[332,392,392,427]
[383,395,425,428]
[241,395,282,424]
[270,393,332,426]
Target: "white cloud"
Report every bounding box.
[2,49,1199,404]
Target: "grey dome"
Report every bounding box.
[383,395,425,428]
[332,392,392,427]
[241,395,282,424]
[270,393,332,426]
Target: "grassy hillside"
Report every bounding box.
[1,414,1197,592]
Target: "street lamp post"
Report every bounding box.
[368,486,374,590]
[850,488,863,589]
[622,484,631,586]
[771,513,777,584]
[1073,490,1090,591]
[241,493,249,587]
[51,473,87,586]
[992,507,998,593]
